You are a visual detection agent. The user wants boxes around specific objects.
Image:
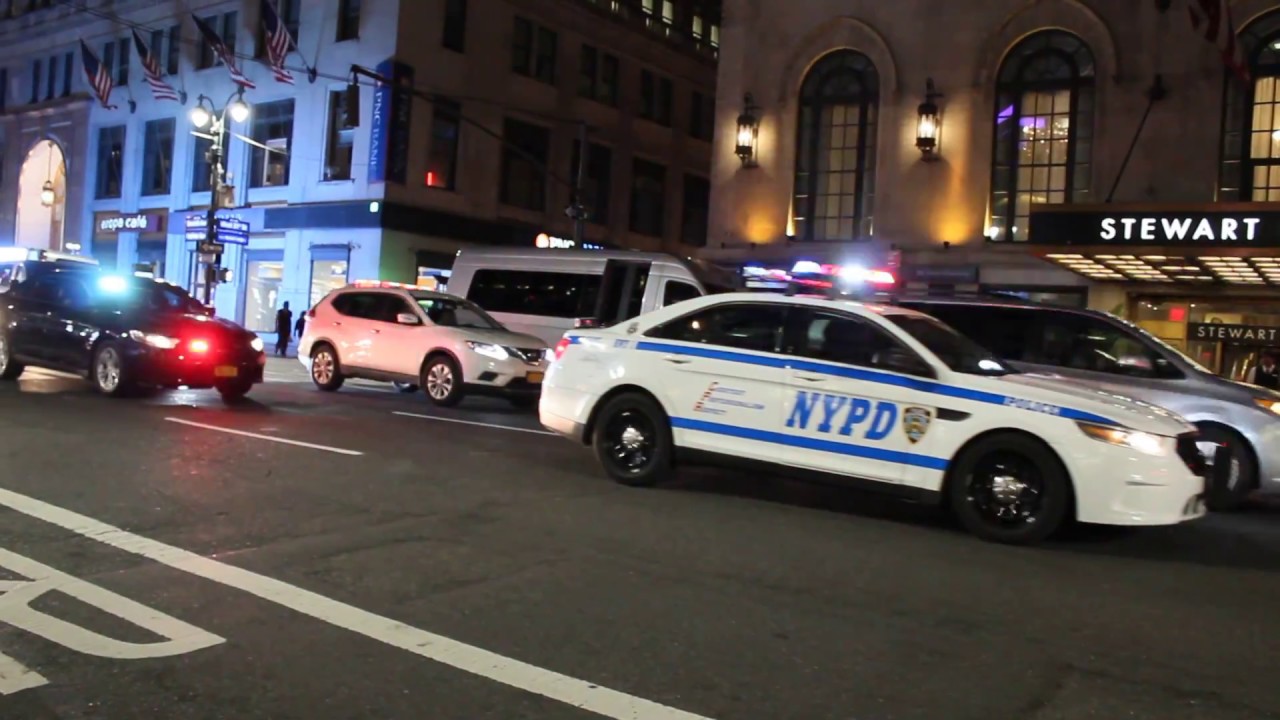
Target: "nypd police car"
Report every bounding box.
[540,294,1209,544]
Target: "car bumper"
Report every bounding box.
[461,356,548,395]
[132,348,266,388]
[1247,420,1280,493]
[1068,441,1208,526]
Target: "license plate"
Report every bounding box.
[214,366,239,378]
[526,371,544,383]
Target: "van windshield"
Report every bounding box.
[886,314,1014,376]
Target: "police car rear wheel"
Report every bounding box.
[949,434,1069,545]
[592,393,673,487]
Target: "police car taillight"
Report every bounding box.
[553,337,572,360]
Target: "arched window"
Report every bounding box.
[792,50,878,242]
[1219,11,1280,201]
[989,30,1095,242]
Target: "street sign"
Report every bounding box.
[198,241,225,255]
[184,215,251,245]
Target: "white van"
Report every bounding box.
[448,248,716,346]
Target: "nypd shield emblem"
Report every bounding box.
[902,406,933,444]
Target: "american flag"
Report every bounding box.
[260,0,296,85]
[192,14,256,89]
[1188,0,1250,83]
[132,30,180,102]
[78,40,117,109]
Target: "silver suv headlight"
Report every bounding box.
[466,341,509,360]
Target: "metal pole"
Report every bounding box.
[572,122,588,246]
[1106,75,1166,203]
[203,119,223,306]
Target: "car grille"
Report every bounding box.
[1176,432,1207,477]
[509,347,545,364]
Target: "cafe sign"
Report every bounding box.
[94,211,165,236]
[1028,205,1280,247]
[1189,322,1280,345]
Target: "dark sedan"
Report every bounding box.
[0,263,265,400]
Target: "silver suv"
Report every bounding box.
[899,298,1280,510]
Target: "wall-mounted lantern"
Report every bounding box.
[915,78,942,161]
[39,180,55,207]
[735,93,760,168]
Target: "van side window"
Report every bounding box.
[466,269,601,318]
[1032,313,1168,377]
[662,280,701,307]
[647,303,787,353]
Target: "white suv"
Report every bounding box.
[299,282,550,407]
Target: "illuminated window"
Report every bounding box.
[792,50,878,242]
[989,30,1094,242]
[1220,11,1280,201]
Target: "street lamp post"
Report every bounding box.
[189,89,250,306]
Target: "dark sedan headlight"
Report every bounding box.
[128,330,179,349]
[250,337,265,352]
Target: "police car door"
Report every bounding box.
[640,301,791,463]
[781,309,941,486]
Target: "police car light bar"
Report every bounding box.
[0,247,99,265]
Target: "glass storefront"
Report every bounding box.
[310,258,348,308]
[245,259,284,332]
[1132,297,1280,381]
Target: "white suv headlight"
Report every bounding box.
[1077,422,1171,456]
[129,330,179,349]
[466,341,509,360]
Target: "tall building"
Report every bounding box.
[712,0,1280,375]
[0,0,718,337]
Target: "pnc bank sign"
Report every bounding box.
[1028,206,1280,247]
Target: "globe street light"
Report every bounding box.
[188,88,251,305]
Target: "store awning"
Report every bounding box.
[1041,251,1280,286]
[1027,203,1280,286]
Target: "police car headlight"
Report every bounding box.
[1253,397,1280,416]
[250,337,265,353]
[1077,422,1171,456]
[128,330,179,349]
[466,341,509,360]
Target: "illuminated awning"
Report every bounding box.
[1043,252,1280,286]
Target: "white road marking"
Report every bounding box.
[0,488,713,720]
[393,411,555,436]
[0,548,224,693]
[163,418,364,456]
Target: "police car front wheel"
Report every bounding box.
[592,393,674,487]
[948,433,1070,545]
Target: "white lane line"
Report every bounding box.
[393,411,555,436]
[163,418,364,456]
[0,487,713,720]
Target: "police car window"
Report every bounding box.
[20,275,66,305]
[648,303,786,353]
[795,312,905,370]
[662,281,701,307]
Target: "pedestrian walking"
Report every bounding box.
[294,314,306,340]
[275,301,293,356]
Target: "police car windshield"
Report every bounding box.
[102,281,206,315]
[413,294,503,330]
[886,314,1013,376]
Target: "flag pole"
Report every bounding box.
[1105,75,1167,203]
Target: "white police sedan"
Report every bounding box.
[540,294,1209,544]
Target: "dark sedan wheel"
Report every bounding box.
[217,379,254,403]
[0,334,24,380]
[948,433,1070,545]
[591,393,674,487]
[91,343,133,397]
[393,381,418,393]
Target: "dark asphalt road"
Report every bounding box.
[1,358,1278,720]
